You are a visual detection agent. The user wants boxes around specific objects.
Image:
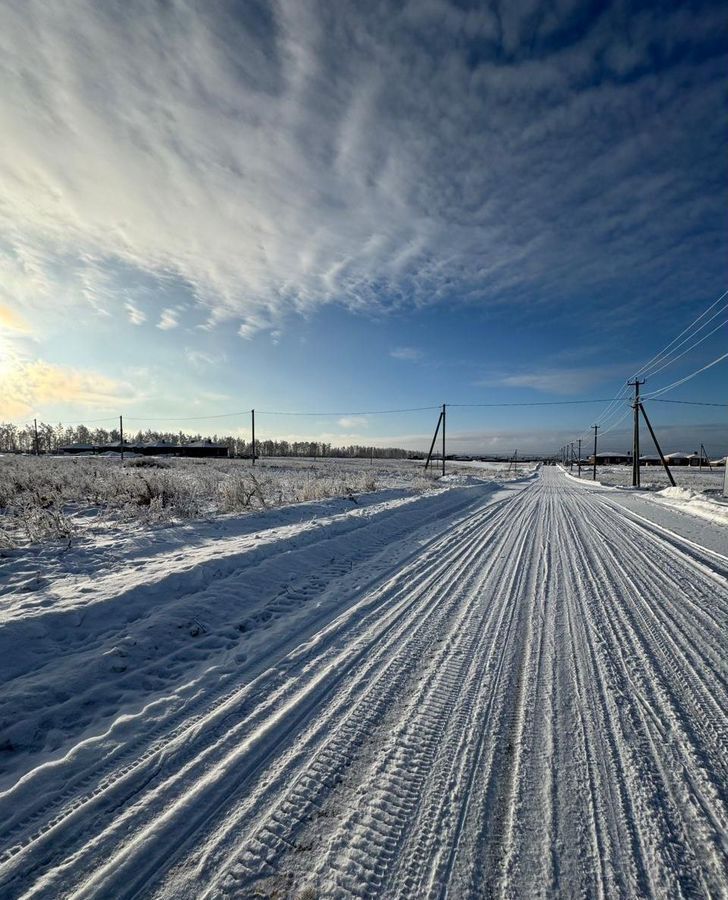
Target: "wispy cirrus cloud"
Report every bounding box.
[125,302,146,325]
[390,346,423,362]
[0,0,724,344]
[185,348,224,371]
[157,308,179,331]
[478,362,636,395]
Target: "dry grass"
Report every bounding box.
[0,455,432,549]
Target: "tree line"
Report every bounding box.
[0,422,420,460]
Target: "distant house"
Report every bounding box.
[664,452,690,467]
[58,439,227,459]
[182,440,228,459]
[639,455,661,466]
[140,440,181,456]
[589,451,631,465]
[57,443,96,455]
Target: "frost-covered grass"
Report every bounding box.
[0,455,429,549]
[0,455,536,549]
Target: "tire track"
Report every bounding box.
[1,481,534,898]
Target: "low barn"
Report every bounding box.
[57,443,96,455]
[589,452,631,465]
[639,455,661,466]
[664,452,690,467]
[182,440,229,459]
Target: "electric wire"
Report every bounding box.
[565,286,728,449]
[637,315,728,381]
[633,288,728,379]
[651,398,728,407]
[642,351,728,400]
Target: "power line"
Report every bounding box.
[634,287,728,379]
[638,315,728,381]
[587,287,728,434]
[598,406,633,437]
[642,351,728,400]
[565,286,728,448]
[449,398,622,408]
[651,398,728,407]
[256,405,441,416]
[78,398,630,424]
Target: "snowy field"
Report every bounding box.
[572,462,725,493]
[0,454,534,550]
[566,463,728,526]
[0,464,726,898]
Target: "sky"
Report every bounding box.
[0,0,726,455]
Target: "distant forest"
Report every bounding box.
[0,422,419,460]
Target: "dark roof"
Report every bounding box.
[185,440,227,448]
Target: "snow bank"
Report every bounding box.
[654,486,728,526]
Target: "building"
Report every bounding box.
[57,443,96,455]
[182,440,228,458]
[588,452,631,465]
[639,455,661,466]
[664,452,691,466]
[57,439,228,459]
[139,440,180,456]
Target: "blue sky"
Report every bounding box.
[0,0,726,453]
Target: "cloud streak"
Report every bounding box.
[390,347,423,362]
[0,0,725,341]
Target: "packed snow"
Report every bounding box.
[0,464,726,898]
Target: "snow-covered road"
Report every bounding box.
[1,467,726,898]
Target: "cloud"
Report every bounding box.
[157,308,179,330]
[0,355,135,418]
[0,0,724,341]
[185,348,223,370]
[478,363,634,395]
[390,347,423,362]
[125,301,146,325]
[337,416,368,429]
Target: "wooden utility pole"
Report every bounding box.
[628,379,644,487]
[699,443,711,470]
[251,409,255,465]
[569,442,574,471]
[424,409,443,471]
[577,438,582,478]
[592,425,599,481]
[638,403,676,487]
[442,403,446,476]
[33,418,39,456]
[119,415,124,462]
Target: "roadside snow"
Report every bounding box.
[652,485,728,526]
